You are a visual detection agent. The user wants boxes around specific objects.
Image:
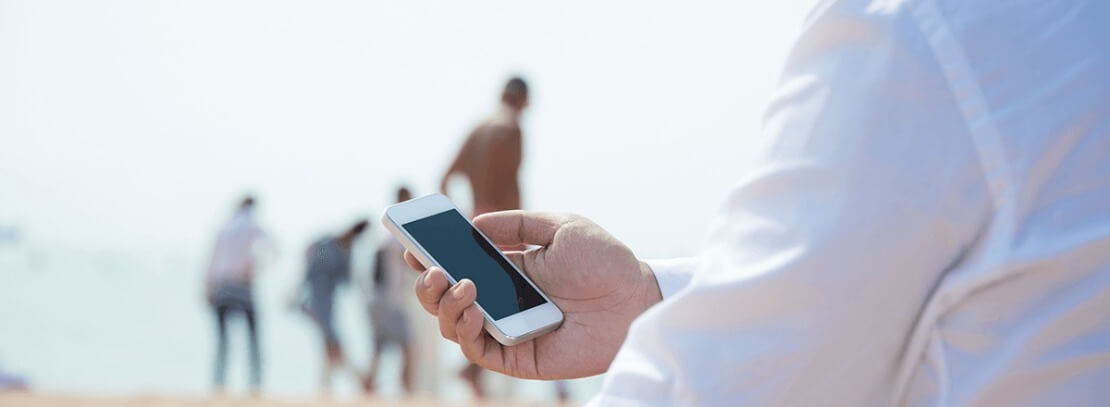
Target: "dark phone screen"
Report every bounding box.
[403,209,546,320]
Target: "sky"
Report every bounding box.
[0,0,812,398]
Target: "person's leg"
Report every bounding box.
[323,340,356,394]
[245,306,261,394]
[459,363,485,400]
[313,294,336,395]
[329,342,366,386]
[555,380,570,404]
[320,341,336,395]
[365,337,381,394]
[400,343,414,396]
[213,305,229,392]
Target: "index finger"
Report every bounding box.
[473,210,570,247]
[404,250,424,272]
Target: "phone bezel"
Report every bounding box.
[381,193,563,346]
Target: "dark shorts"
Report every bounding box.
[307,293,339,346]
[370,302,411,347]
[212,283,254,311]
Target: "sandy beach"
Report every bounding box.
[0,392,544,407]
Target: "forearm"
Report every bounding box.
[637,261,663,310]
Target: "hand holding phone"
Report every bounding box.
[384,195,663,380]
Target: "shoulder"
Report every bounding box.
[776,0,942,117]
[485,122,522,144]
[761,0,975,176]
[793,0,925,57]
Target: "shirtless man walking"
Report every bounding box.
[441,77,527,216]
[439,77,528,399]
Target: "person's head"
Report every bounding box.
[338,219,369,246]
[501,76,529,111]
[396,186,412,203]
[345,220,369,238]
[238,195,256,211]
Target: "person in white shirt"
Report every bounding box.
[402,0,1110,405]
[205,196,271,394]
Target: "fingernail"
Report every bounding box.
[423,272,434,288]
[453,281,469,299]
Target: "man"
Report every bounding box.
[407,1,1110,405]
[366,186,417,395]
[439,77,528,398]
[205,196,271,394]
[440,77,527,216]
[300,220,369,394]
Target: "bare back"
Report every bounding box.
[446,117,523,216]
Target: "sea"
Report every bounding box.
[0,240,600,403]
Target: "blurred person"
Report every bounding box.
[0,369,28,392]
[440,76,528,216]
[205,196,271,394]
[299,220,369,394]
[439,76,528,399]
[406,1,1110,405]
[365,186,417,395]
[554,380,570,404]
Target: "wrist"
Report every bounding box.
[638,260,663,311]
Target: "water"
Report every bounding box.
[0,242,602,402]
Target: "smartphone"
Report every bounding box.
[381,194,564,346]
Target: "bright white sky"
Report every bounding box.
[0,0,810,261]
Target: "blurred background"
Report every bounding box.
[0,0,810,404]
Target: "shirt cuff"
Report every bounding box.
[644,257,698,299]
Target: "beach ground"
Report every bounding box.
[0,392,546,407]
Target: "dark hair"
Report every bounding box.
[239,195,256,209]
[504,76,528,98]
[347,220,370,236]
[396,186,412,203]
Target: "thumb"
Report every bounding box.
[473,210,571,247]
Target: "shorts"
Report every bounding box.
[212,283,254,311]
[304,291,339,347]
[370,301,411,347]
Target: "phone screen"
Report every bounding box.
[403,209,547,320]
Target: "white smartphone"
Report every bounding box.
[381,193,564,346]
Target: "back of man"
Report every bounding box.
[442,77,527,216]
[439,78,529,399]
[208,207,265,289]
[459,121,523,215]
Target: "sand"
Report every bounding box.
[0,392,543,407]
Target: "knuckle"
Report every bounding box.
[443,291,465,312]
[420,300,438,315]
[440,329,455,342]
[461,343,478,361]
[438,317,455,340]
[414,285,434,305]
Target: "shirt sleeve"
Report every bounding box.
[644,258,699,299]
[591,3,992,406]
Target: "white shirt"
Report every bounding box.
[594,0,1110,405]
[206,209,268,286]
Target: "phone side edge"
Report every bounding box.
[380,210,445,281]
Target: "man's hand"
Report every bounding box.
[404,210,662,380]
